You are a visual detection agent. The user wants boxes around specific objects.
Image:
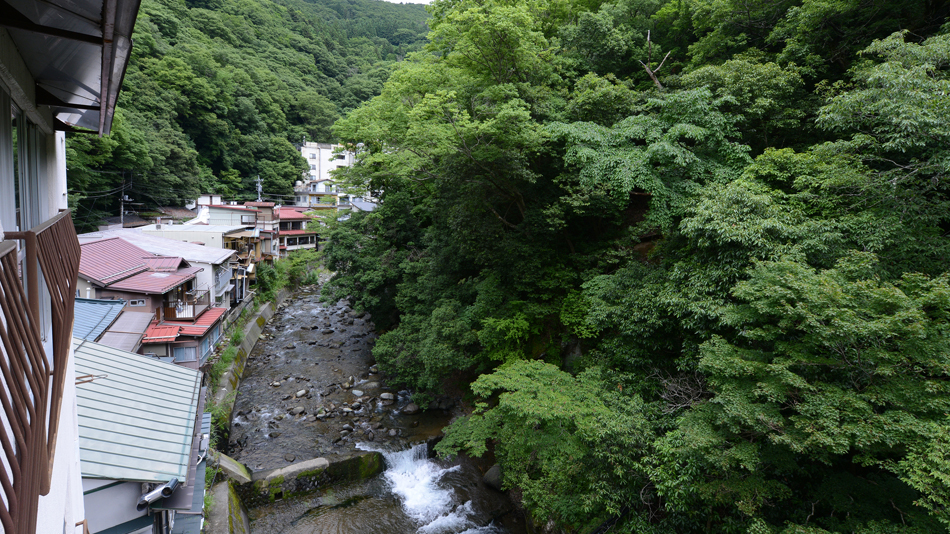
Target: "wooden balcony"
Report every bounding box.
[0,210,80,534]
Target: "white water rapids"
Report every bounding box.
[364,443,505,534]
[249,443,515,533]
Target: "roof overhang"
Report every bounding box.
[0,0,141,135]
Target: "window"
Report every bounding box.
[324,183,333,192]
[212,325,220,342]
[335,154,345,160]
[200,337,210,358]
[309,153,315,159]
[173,346,197,362]
[310,164,316,170]
[241,214,255,224]
[129,299,146,307]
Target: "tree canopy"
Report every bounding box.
[320,0,950,531]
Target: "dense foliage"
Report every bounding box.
[66,0,428,231]
[320,0,950,531]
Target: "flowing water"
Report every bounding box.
[230,287,526,533]
[249,443,522,534]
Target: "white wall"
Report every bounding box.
[81,479,148,533]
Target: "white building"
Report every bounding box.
[295,142,354,210]
[0,0,143,532]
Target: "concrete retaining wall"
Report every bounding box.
[213,288,291,411]
[234,452,384,508]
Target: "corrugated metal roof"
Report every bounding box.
[73,298,126,341]
[107,266,200,294]
[164,307,227,337]
[207,205,259,212]
[244,201,275,207]
[78,229,235,265]
[98,310,154,352]
[74,338,200,483]
[142,323,181,344]
[79,237,151,285]
[144,256,186,272]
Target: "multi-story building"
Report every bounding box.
[275,207,318,257]
[0,0,143,531]
[295,142,354,211]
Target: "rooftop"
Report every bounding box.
[244,201,275,208]
[276,208,313,221]
[106,265,201,295]
[97,311,154,352]
[79,229,236,265]
[73,298,126,342]
[74,338,201,482]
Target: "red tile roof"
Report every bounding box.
[278,229,315,236]
[276,208,312,221]
[208,205,260,212]
[142,322,181,344]
[164,307,227,336]
[108,266,201,294]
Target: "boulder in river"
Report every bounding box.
[352,389,364,397]
[291,406,305,415]
[296,389,307,398]
[484,465,503,491]
[402,403,420,415]
[380,392,395,401]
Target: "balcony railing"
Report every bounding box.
[163,289,211,320]
[215,266,233,295]
[0,210,81,534]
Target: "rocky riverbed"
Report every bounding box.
[227,286,456,470]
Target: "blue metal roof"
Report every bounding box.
[73,298,126,341]
[74,338,201,483]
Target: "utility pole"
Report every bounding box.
[256,175,263,202]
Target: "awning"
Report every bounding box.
[0,0,142,134]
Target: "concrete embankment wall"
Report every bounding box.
[213,288,291,413]
[233,451,384,507]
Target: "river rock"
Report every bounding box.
[296,389,307,397]
[271,381,280,387]
[284,343,296,350]
[322,329,334,335]
[402,403,420,415]
[283,453,296,462]
[388,429,399,437]
[342,424,354,431]
[380,392,395,401]
[291,406,305,415]
[367,432,375,441]
[484,465,503,491]
[369,365,378,373]
[363,382,380,390]
[352,389,364,397]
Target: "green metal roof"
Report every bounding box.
[74,338,201,483]
[73,298,126,341]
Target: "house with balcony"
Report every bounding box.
[275,207,318,257]
[0,0,145,531]
[78,228,241,307]
[294,178,353,212]
[77,237,228,369]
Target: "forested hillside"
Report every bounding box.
[66,0,428,230]
[320,0,950,531]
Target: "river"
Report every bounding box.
[227,286,527,534]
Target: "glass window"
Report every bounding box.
[309,153,315,159]
[173,346,197,362]
[129,299,146,307]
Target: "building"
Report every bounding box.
[76,237,228,369]
[74,339,206,534]
[78,228,241,307]
[301,142,353,182]
[295,142,353,210]
[0,0,143,530]
[275,207,318,256]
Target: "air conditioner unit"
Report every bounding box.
[156,223,163,229]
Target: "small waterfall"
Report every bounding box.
[369,443,505,534]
